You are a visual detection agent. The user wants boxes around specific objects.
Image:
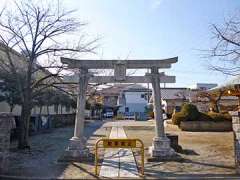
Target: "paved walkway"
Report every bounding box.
[99,126,139,178]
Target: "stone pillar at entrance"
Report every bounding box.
[61,69,93,161]
[0,113,16,172]
[147,67,176,159]
[230,111,240,174]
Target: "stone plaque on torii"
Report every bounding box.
[60,57,178,160]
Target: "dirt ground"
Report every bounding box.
[125,121,237,178]
[1,120,240,179]
[2,121,110,179]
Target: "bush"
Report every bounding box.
[172,112,187,126]
[208,112,232,121]
[171,103,232,126]
[198,112,213,121]
[181,103,200,121]
[224,113,232,121]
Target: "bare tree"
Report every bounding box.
[196,90,225,113]
[207,11,240,75]
[0,1,97,149]
[175,90,188,101]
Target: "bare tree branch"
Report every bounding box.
[0,0,98,149]
[202,12,240,75]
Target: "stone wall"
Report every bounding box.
[180,120,232,132]
[0,113,15,173]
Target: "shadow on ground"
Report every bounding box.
[180,149,200,155]
[144,157,237,179]
[1,121,106,179]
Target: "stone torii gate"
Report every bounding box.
[61,57,178,160]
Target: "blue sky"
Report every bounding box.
[2,0,240,87]
[62,0,240,87]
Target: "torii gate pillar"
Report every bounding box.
[147,67,175,159]
[61,69,93,161]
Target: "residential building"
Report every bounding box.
[97,84,132,116]
[188,83,218,91]
[161,88,190,114]
[118,84,151,114]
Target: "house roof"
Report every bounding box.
[160,88,189,100]
[122,84,150,92]
[149,88,190,102]
[204,75,240,97]
[99,84,133,96]
[209,75,240,91]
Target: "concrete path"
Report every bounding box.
[99,126,139,178]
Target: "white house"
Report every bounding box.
[118,84,151,114]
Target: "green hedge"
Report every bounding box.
[181,103,200,121]
[171,103,232,126]
[172,112,187,126]
[207,112,232,121]
[198,112,213,121]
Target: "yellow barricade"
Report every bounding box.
[95,138,144,176]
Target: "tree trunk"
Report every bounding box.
[18,97,32,149]
[39,106,42,115]
[215,101,220,113]
[211,101,220,113]
[10,104,14,112]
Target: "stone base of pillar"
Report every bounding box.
[58,137,94,162]
[148,136,180,161]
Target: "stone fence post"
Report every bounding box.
[229,111,240,174]
[0,113,15,173]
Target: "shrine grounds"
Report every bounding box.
[1,120,240,179]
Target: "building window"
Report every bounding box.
[141,94,145,98]
[125,107,129,112]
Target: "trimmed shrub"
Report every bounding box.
[171,103,232,127]
[181,103,200,121]
[198,112,213,121]
[172,112,187,126]
[224,113,232,121]
[208,112,232,121]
